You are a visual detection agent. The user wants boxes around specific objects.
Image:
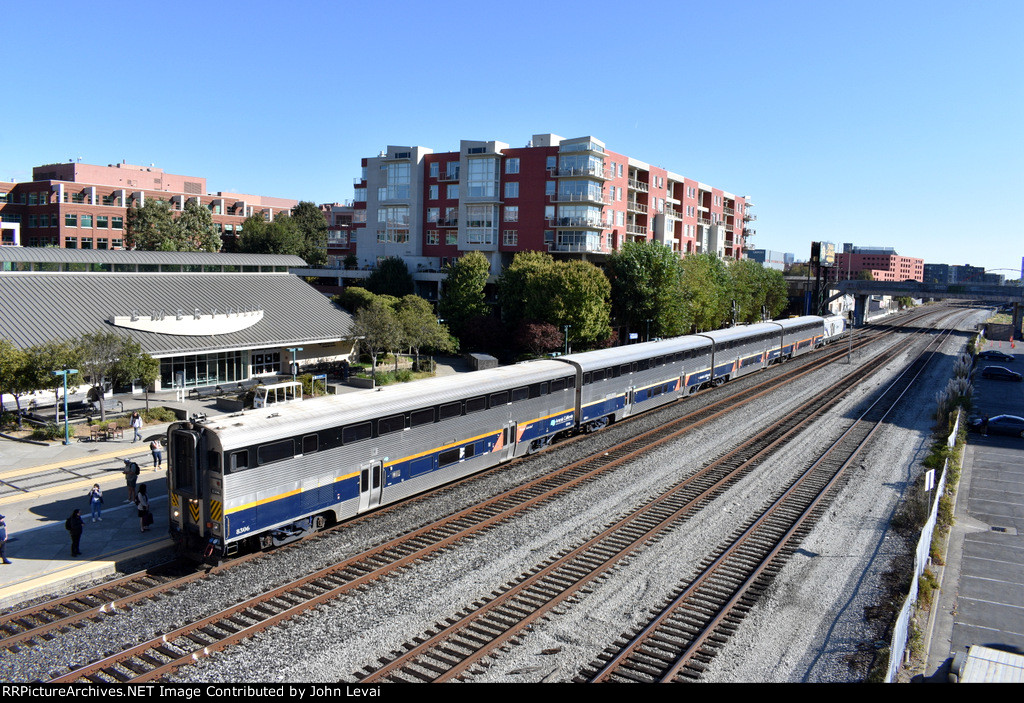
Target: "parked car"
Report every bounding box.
[977,350,1014,362]
[967,414,1024,436]
[980,366,1023,382]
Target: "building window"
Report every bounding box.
[64,237,77,248]
[546,180,555,197]
[504,206,518,222]
[505,158,520,174]
[427,208,439,222]
[112,216,123,230]
[429,185,438,200]
[504,181,519,199]
[447,184,459,200]
[427,230,440,245]
[80,237,92,249]
[96,215,108,228]
[446,232,458,245]
[65,214,77,227]
[80,214,93,228]
[503,230,518,246]
[546,156,557,170]
[430,162,439,178]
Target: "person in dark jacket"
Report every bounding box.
[0,514,11,564]
[66,508,84,557]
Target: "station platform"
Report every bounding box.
[0,360,470,611]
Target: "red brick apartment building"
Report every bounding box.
[346,134,755,273]
[0,161,298,250]
[829,246,924,282]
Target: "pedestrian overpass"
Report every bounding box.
[826,280,1024,329]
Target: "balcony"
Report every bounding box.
[698,217,712,226]
[556,165,610,179]
[439,170,460,182]
[665,207,682,219]
[626,200,647,214]
[744,213,757,222]
[723,206,735,215]
[555,216,606,230]
[626,224,647,236]
[627,179,649,193]
[554,191,608,205]
[438,218,459,228]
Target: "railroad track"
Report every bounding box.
[344,314,960,683]
[582,317,965,682]
[24,308,945,682]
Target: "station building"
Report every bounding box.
[0,248,358,397]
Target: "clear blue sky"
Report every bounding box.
[4,0,1021,277]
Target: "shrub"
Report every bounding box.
[31,422,75,441]
[141,407,177,423]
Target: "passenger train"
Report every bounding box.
[167,314,847,562]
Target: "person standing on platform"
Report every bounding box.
[66,509,84,556]
[150,439,163,470]
[89,484,104,522]
[123,458,139,503]
[0,514,11,564]
[136,484,151,533]
[130,412,143,442]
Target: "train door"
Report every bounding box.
[357,460,384,512]
[501,421,517,461]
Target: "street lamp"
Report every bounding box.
[52,368,79,445]
[646,319,652,343]
[286,347,303,383]
[563,325,571,355]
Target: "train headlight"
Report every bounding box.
[172,509,181,519]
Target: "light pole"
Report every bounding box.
[563,325,571,355]
[52,368,79,445]
[286,347,303,383]
[646,319,652,343]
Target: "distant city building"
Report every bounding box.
[349,134,754,276]
[830,245,923,282]
[924,262,1005,286]
[747,249,788,271]
[0,161,300,251]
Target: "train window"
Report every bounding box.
[302,435,318,455]
[439,447,461,467]
[319,428,342,451]
[465,396,486,414]
[343,422,372,444]
[439,402,462,420]
[489,391,509,407]
[230,450,249,474]
[637,359,650,371]
[258,440,294,465]
[464,442,477,459]
[378,414,406,435]
[511,387,529,402]
[583,372,592,385]
[410,456,433,477]
[612,366,621,378]
[620,364,630,376]
[540,381,549,396]
[566,375,575,388]
[592,368,606,383]
[411,407,435,427]
[550,378,566,393]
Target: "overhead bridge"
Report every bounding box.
[826,280,1023,329]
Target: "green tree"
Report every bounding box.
[497,251,557,328]
[76,332,150,421]
[353,297,403,379]
[367,257,415,297]
[547,260,612,349]
[333,286,377,313]
[176,199,221,252]
[396,295,455,371]
[762,267,789,319]
[606,241,688,339]
[0,340,31,426]
[125,199,178,251]
[25,341,82,423]
[236,214,305,256]
[438,251,491,340]
[680,253,731,332]
[289,201,328,267]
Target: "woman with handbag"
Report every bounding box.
[136,484,151,533]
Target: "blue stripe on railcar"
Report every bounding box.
[767,348,783,362]
[684,369,712,387]
[738,352,765,369]
[581,395,626,422]
[227,473,360,540]
[633,379,679,404]
[713,361,736,379]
